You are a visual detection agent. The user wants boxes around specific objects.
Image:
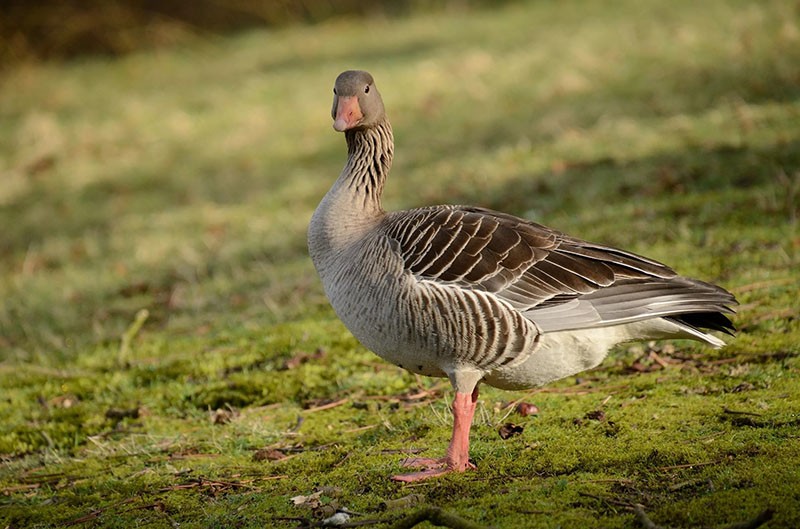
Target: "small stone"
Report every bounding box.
[322,512,351,526]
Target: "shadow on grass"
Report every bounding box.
[441,139,799,230]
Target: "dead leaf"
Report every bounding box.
[498,423,524,439]
[105,407,140,421]
[25,154,57,176]
[290,487,344,514]
[515,402,539,416]
[584,410,606,422]
[51,394,80,409]
[253,448,288,462]
[283,348,327,370]
[291,490,323,508]
[211,408,238,424]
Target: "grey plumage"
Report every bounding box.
[308,70,737,479]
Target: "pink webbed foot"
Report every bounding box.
[391,457,476,482]
[391,389,479,482]
[399,457,447,469]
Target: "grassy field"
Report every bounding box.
[2,0,799,527]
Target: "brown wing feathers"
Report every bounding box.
[382,205,736,333]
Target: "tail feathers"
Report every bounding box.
[669,311,736,336]
[528,276,738,349]
[665,311,736,349]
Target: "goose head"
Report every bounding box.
[331,70,385,132]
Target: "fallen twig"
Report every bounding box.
[580,478,635,485]
[1,483,40,494]
[404,388,445,401]
[722,408,763,417]
[657,460,723,471]
[634,504,662,529]
[633,504,774,529]
[305,397,350,413]
[64,509,104,526]
[63,497,138,526]
[158,476,255,493]
[274,515,385,528]
[649,351,671,369]
[344,424,378,434]
[577,491,635,508]
[721,509,773,529]
[577,489,773,529]
[379,494,426,511]
[668,478,711,492]
[380,448,426,455]
[387,506,489,529]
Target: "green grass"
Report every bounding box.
[1,0,799,527]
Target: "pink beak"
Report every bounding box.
[333,96,363,131]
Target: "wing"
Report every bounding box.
[381,205,735,333]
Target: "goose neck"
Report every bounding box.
[340,119,394,212]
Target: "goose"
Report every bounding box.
[307,70,737,482]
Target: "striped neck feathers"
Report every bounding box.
[341,119,394,209]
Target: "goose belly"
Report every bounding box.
[483,327,620,390]
[483,318,688,390]
[320,244,541,381]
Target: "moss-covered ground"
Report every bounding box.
[2,0,799,527]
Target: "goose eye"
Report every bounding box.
[364,85,370,94]
[333,88,337,95]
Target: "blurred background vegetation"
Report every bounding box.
[1,0,498,64]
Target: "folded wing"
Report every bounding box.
[382,205,735,335]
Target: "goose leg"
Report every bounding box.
[392,387,479,482]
